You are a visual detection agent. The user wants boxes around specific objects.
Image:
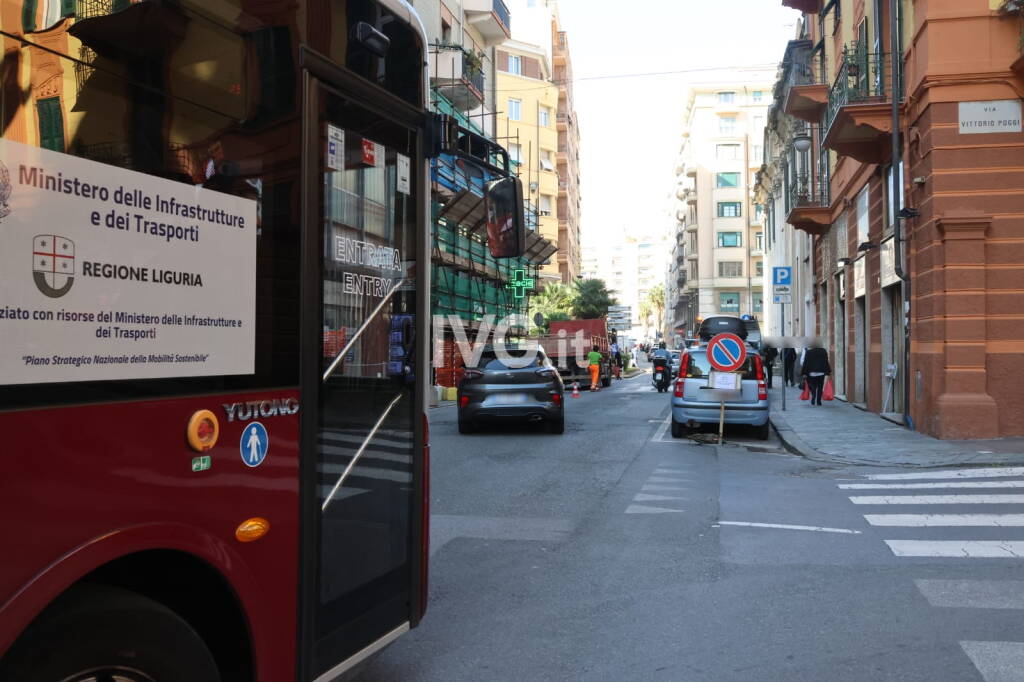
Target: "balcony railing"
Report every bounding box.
[788,172,829,214]
[493,0,510,32]
[825,46,892,134]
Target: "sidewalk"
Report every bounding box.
[768,383,1024,468]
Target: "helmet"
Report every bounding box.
[659,342,666,349]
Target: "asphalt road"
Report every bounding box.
[356,371,1024,682]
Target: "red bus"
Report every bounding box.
[0,0,528,678]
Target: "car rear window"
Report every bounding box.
[683,351,758,379]
[472,350,542,370]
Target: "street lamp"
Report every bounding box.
[837,257,852,269]
[793,131,812,153]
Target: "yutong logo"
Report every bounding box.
[32,234,75,298]
[223,398,300,422]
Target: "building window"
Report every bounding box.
[717,231,742,247]
[752,90,764,103]
[716,144,741,160]
[753,292,763,312]
[718,261,743,278]
[539,194,552,216]
[690,262,698,280]
[719,292,740,313]
[717,91,736,104]
[756,261,764,277]
[755,232,763,251]
[752,144,763,161]
[508,98,522,121]
[508,54,522,75]
[510,142,522,163]
[716,172,740,188]
[717,202,742,218]
[719,116,736,135]
[539,106,550,127]
[856,184,869,245]
[36,97,65,152]
[540,149,554,171]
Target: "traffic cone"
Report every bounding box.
[572,381,580,398]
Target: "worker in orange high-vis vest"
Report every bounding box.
[587,345,603,391]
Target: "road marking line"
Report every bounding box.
[651,416,670,443]
[634,493,686,502]
[849,494,1024,505]
[961,641,1024,681]
[915,580,1024,610]
[865,514,1024,527]
[717,521,861,534]
[885,540,1024,558]
[642,484,688,492]
[840,481,1024,490]
[625,504,685,514]
[648,476,689,484]
[863,467,1024,481]
[654,468,689,474]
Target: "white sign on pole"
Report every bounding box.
[708,370,741,391]
[773,294,792,304]
[959,100,1022,135]
[0,139,258,385]
[854,256,867,298]
[773,284,791,296]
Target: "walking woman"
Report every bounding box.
[587,345,603,391]
[800,340,831,406]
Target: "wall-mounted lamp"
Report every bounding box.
[793,132,812,153]
[857,241,878,252]
[837,257,852,268]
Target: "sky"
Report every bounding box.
[552,0,800,249]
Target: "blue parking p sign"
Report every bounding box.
[773,267,792,286]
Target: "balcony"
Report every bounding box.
[430,46,485,112]
[464,0,511,46]
[822,46,901,164]
[780,40,828,124]
[557,113,571,131]
[781,0,820,13]
[677,273,687,288]
[786,172,831,236]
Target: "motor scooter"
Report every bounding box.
[651,356,672,393]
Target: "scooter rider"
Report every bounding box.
[650,342,674,391]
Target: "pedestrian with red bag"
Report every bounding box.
[800,340,831,406]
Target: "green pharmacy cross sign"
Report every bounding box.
[508,270,535,299]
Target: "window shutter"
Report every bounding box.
[22,0,37,32]
[496,50,509,71]
[36,98,65,152]
[523,57,541,80]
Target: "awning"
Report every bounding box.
[523,231,557,265]
[437,188,486,233]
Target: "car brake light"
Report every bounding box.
[551,391,563,406]
[755,355,768,400]
[459,395,469,408]
[673,378,684,398]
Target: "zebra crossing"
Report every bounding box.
[625,465,691,514]
[318,427,414,504]
[841,465,1024,680]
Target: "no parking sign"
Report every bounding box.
[707,333,747,372]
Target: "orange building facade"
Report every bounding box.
[764,0,1024,439]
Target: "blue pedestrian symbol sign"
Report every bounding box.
[240,422,269,468]
[773,266,793,286]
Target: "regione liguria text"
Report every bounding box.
[0,139,258,385]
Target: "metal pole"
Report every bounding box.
[890,0,912,429]
[781,301,786,411]
[719,400,726,445]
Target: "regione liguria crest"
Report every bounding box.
[0,160,11,222]
[33,235,75,298]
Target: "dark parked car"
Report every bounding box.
[457,345,565,434]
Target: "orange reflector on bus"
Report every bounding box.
[235,517,270,543]
[186,410,220,452]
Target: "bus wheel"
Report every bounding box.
[0,584,221,682]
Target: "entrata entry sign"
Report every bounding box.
[707,333,747,372]
[0,139,257,385]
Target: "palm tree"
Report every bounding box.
[646,284,665,339]
[571,278,618,319]
[528,282,574,332]
[638,300,652,338]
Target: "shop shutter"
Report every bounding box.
[36,97,65,152]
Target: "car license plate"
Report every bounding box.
[493,393,528,405]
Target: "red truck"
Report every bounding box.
[534,318,614,389]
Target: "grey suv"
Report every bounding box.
[457,346,565,434]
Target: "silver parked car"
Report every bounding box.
[457,346,565,434]
[670,347,770,440]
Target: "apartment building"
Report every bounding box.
[672,73,774,335]
[762,0,1024,439]
[495,40,561,283]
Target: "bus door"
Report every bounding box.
[299,57,426,680]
